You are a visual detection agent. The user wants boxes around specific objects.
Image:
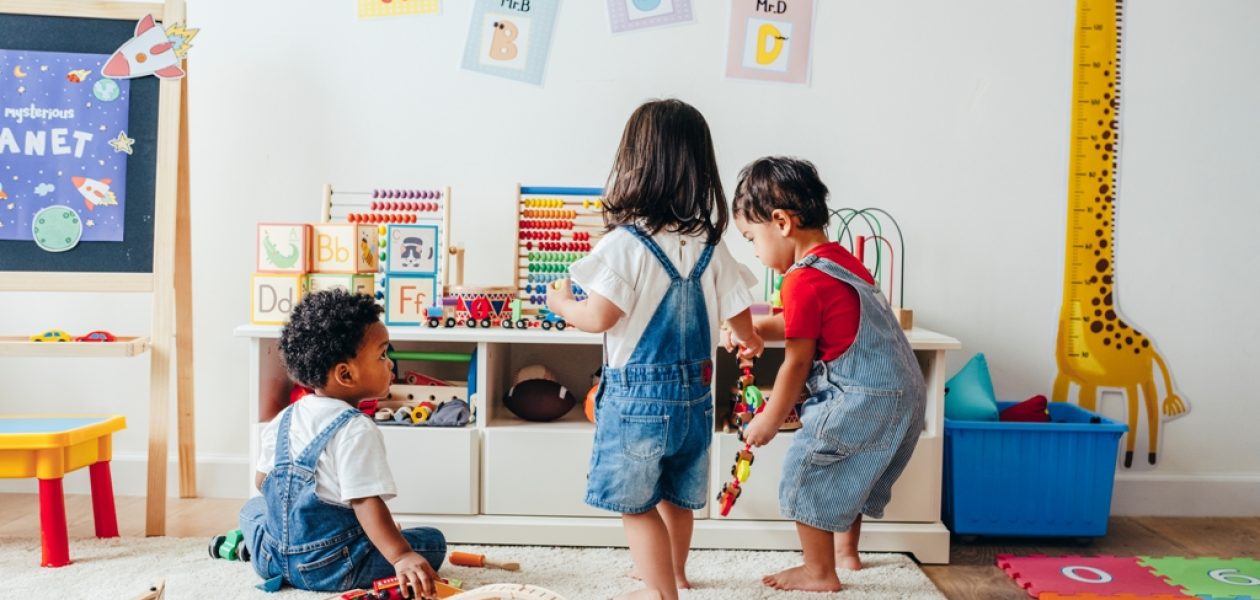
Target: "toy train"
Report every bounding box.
[424,288,568,331]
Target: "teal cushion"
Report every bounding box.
[945,353,999,421]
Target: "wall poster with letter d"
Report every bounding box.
[725,0,816,85]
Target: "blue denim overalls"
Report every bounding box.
[240,407,446,592]
[777,253,926,532]
[585,225,716,514]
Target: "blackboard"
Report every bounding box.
[0,13,159,273]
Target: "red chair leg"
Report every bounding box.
[38,478,70,567]
[89,460,119,538]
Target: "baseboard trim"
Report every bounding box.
[5,457,1256,518]
[0,452,250,499]
[1111,472,1260,516]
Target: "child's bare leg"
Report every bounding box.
[835,514,863,570]
[656,500,694,588]
[763,522,843,592]
[619,508,677,600]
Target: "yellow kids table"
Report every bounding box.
[0,415,126,567]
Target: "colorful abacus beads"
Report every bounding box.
[371,189,443,200]
[523,241,592,252]
[368,201,441,212]
[347,213,418,224]
[522,209,578,219]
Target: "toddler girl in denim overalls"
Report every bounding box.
[546,99,762,600]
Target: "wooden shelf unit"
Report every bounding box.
[235,324,960,563]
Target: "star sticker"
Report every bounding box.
[86,219,95,227]
[108,131,135,155]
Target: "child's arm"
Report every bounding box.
[254,471,266,492]
[754,313,786,341]
[546,279,624,333]
[722,307,764,359]
[351,496,438,598]
[742,336,816,447]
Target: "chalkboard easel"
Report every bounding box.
[0,0,194,537]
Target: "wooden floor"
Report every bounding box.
[1,494,1257,599]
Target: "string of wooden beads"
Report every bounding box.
[372,189,443,199]
[523,241,592,252]
[522,209,579,219]
[346,213,419,224]
[369,201,442,212]
[519,219,575,230]
[519,231,565,241]
[521,197,604,209]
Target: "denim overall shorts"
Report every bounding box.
[240,408,446,592]
[777,254,926,532]
[584,225,716,514]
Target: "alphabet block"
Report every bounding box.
[385,224,440,275]
[312,224,378,274]
[308,273,375,296]
[384,275,437,326]
[251,273,309,325]
[256,223,312,273]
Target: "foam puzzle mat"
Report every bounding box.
[997,555,1260,599]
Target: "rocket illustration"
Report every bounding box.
[101,14,186,80]
[72,176,118,211]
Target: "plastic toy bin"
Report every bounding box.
[943,401,1127,538]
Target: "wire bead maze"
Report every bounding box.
[515,186,606,313]
[832,207,913,330]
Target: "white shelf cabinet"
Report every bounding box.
[235,324,959,563]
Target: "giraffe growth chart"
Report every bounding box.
[1054,0,1187,468]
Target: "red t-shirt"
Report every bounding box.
[781,242,875,362]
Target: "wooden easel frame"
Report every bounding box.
[0,0,194,536]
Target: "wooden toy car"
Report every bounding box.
[29,329,72,342]
[75,330,116,342]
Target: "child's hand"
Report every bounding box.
[722,328,764,360]
[738,331,764,360]
[392,551,438,599]
[546,278,574,315]
[743,413,779,447]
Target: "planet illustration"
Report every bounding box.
[92,78,121,102]
[633,0,663,10]
[32,205,83,253]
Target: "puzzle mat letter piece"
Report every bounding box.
[997,555,1184,598]
[1140,556,1260,600]
[1040,594,1192,599]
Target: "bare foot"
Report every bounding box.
[613,588,664,600]
[836,553,863,571]
[762,564,843,592]
[625,568,692,589]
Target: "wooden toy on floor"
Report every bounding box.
[450,551,521,571]
[131,578,166,600]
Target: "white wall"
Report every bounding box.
[3,1,1257,515]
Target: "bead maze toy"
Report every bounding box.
[716,355,763,517]
[832,206,912,330]
[513,185,605,327]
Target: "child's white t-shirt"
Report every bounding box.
[256,395,396,507]
[569,227,757,368]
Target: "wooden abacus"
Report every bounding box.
[514,185,606,314]
[322,184,463,289]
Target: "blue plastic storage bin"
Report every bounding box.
[943,401,1128,538]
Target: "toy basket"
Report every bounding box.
[943,401,1127,538]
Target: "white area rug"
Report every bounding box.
[1,537,945,599]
